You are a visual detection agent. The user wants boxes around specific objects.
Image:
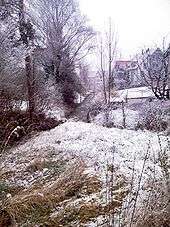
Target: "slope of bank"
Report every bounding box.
[0,122,169,226]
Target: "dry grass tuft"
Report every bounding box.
[49,196,123,226]
[0,157,125,226]
[0,209,14,227]
[0,159,102,225]
[136,211,170,227]
[26,158,49,173]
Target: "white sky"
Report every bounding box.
[79,0,170,59]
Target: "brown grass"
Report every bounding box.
[0,158,126,226]
[26,158,49,173]
[48,195,123,226]
[0,159,103,225]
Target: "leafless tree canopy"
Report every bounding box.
[30,0,95,105]
[98,19,118,104]
[0,0,95,111]
[138,48,169,100]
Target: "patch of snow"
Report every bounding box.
[5,122,168,183]
[12,101,28,111]
[45,108,66,121]
[110,86,155,102]
[94,108,139,129]
[1,121,169,227]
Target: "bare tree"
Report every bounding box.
[0,0,36,120]
[78,62,90,90]
[137,47,169,100]
[17,0,36,120]
[98,19,118,104]
[32,0,95,107]
[100,39,107,104]
[0,3,28,110]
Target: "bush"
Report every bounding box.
[136,104,168,132]
[0,111,60,152]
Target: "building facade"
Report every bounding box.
[114,60,141,89]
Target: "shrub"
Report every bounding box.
[0,111,60,152]
[136,102,169,132]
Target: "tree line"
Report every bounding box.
[0,0,95,118]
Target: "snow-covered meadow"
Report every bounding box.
[1,121,169,226]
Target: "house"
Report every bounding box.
[114,60,142,89]
[115,60,138,70]
[110,86,155,103]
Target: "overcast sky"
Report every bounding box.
[80,0,170,59]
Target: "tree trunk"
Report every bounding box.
[25,54,35,120]
[167,53,170,99]
[122,101,126,128]
[108,18,112,104]
[19,0,35,121]
[100,40,107,104]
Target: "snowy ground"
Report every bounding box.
[0,121,169,226]
[110,86,155,102]
[93,97,170,131]
[93,108,139,129]
[1,121,169,186]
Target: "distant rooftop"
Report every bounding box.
[115,60,137,64]
[115,60,138,69]
[110,86,155,102]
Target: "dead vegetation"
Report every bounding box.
[0,122,169,226]
[1,160,86,224]
[0,110,60,153]
[0,156,128,226]
[0,160,101,225]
